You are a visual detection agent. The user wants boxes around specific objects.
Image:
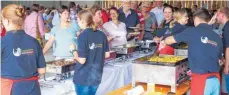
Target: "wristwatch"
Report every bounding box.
[70,49,77,53]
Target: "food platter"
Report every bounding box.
[46,59,76,74]
[112,43,138,54]
[135,54,188,66]
[128,32,141,35]
[47,59,75,66]
[128,27,140,29]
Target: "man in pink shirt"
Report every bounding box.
[24,4,45,38]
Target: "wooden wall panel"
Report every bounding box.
[102,1,228,10]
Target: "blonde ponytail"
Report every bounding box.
[88,21,97,31]
[78,10,98,32]
[2,4,25,27]
[170,9,187,28]
[169,20,176,28]
[15,7,25,17]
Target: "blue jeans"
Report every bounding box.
[225,74,229,93]
[204,77,220,95]
[74,84,98,95]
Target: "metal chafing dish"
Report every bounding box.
[112,43,138,55]
[174,43,188,57]
[46,59,75,74]
[132,54,189,93]
[136,40,157,51]
[46,59,76,81]
[174,48,188,57]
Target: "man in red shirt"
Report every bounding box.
[131,1,145,40]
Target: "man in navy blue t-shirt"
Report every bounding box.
[163,8,223,95]
[216,7,229,93]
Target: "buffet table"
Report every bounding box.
[40,77,76,95]
[41,49,228,95]
[41,50,75,95]
[41,50,155,95]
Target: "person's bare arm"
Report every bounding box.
[136,24,141,29]
[208,13,217,25]
[70,43,86,64]
[224,48,229,74]
[107,36,113,42]
[43,35,55,54]
[153,36,161,43]
[72,51,86,64]
[105,52,110,58]
[164,36,177,45]
[38,68,46,75]
[134,24,141,32]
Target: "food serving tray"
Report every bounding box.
[135,54,188,66]
[112,44,138,54]
[46,59,76,74]
[174,48,188,57]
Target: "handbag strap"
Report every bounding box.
[36,15,41,39]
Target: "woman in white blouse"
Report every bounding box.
[103,7,127,47]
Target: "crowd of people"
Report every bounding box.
[1,1,229,95]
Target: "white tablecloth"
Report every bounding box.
[40,77,76,95]
[41,51,154,95]
[96,51,154,95]
[95,61,132,95]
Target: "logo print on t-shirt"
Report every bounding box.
[13,48,22,57]
[89,43,95,50]
[89,43,103,50]
[201,37,208,44]
[201,36,217,46]
[13,48,34,57]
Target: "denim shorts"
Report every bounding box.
[74,84,98,95]
[225,74,229,93]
